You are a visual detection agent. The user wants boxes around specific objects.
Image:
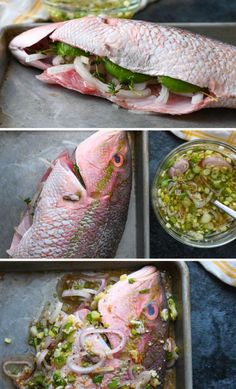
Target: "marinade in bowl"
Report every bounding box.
[152,140,236,248]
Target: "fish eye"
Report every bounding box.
[112,153,124,167]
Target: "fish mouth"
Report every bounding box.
[62,150,87,190]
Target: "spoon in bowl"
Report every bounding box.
[213,200,236,220]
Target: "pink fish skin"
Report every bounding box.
[8,131,132,259]
[9,22,64,70]
[99,266,169,385]
[9,17,236,115]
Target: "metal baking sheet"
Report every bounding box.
[0,23,235,128]
[0,260,192,389]
[0,130,150,258]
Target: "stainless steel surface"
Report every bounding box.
[213,200,236,220]
[0,130,150,258]
[0,23,235,128]
[0,260,192,389]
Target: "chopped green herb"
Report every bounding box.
[54,354,67,369]
[107,82,118,95]
[128,278,136,284]
[139,289,150,294]
[4,337,12,344]
[92,374,104,384]
[23,197,31,205]
[53,371,67,386]
[108,378,119,389]
[168,297,178,321]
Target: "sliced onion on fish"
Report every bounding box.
[80,328,126,356]
[80,55,89,65]
[36,349,49,368]
[74,57,108,93]
[49,301,63,324]
[47,64,75,75]
[191,92,204,104]
[67,354,105,374]
[156,85,169,104]
[133,82,147,91]
[135,370,153,388]
[116,88,151,99]
[62,288,97,299]
[25,53,50,63]
[52,55,64,66]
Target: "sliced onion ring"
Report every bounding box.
[49,301,63,324]
[116,88,151,99]
[67,354,105,374]
[133,82,147,91]
[36,349,49,368]
[62,289,96,299]
[25,53,50,63]
[80,328,126,356]
[156,85,169,104]
[47,64,75,75]
[74,57,108,93]
[3,360,34,379]
[191,92,204,104]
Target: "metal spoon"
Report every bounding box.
[213,200,236,220]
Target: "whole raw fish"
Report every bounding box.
[8,130,132,258]
[9,16,236,115]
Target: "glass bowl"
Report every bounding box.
[43,0,142,21]
[152,140,236,248]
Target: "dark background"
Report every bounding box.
[149,131,236,388]
[136,0,236,23]
[141,0,236,385]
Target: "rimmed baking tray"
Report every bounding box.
[0,23,235,128]
[0,260,192,389]
[0,130,150,259]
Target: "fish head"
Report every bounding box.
[99,266,168,379]
[75,130,132,201]
[99,266,164,338]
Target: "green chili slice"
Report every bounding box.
[53,42,90,57]
[158,75,204,94]
[103,58,152,84]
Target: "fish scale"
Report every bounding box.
[51,17,236,97]
[9,131,132,259]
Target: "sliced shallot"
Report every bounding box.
[36,349,49,368]
[80,328,126,356]
[62,288,97,299]
[25,53,50,63]
[191,92,204,104]
[3,360,34,379]
[49,301,63,324]
[133,82,147,91]
[47,64,75,75]
[67,354,105,374]
[52,55,64,66]
[116,88,151,99]
[74,57,108,93]
[156,85,169,104]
